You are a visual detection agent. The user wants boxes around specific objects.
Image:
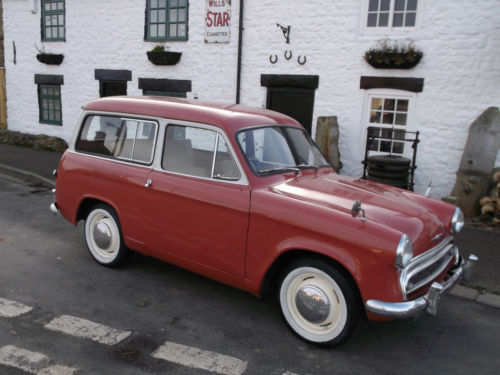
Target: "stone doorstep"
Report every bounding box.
[450,284,500,309]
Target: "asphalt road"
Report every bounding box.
[0,174,499,375]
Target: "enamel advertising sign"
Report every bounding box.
[205,0,231,43]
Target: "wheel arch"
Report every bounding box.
[76,196,120,223]
[259,249,363,310]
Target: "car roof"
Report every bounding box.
[83,96,302,133]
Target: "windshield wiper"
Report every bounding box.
[257,166,300,174]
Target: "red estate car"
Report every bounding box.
[51,96,477,345]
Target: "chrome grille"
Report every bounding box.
[400,236,458,300]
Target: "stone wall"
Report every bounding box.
[2,0,500,198]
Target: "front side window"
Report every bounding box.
[363,0,418,34]
[41,0,65,41]
[365,92,414,155]
[162,125,241,181]
[75,115,157,164]
[38,84,62,125]
[237,126,329,176]
[146,0,188,41]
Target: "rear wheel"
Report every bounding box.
[278,259,360,346]
[84,204,128,267]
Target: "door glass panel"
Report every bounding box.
[163,125,216,178]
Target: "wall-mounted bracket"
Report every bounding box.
[276,24,291,44]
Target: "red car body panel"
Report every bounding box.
[55,96,460,323]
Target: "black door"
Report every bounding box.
[267,87,315,133]
[100,81,127,97]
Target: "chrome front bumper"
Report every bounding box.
[49,202,59,215]
[49,187,58,215]
[365,254,478,319]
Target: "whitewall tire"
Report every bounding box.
[84,204,128,267]
[279,259,359,345]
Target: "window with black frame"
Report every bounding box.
[146,0,188,41]
[41,0,65,41]
[38,84,62,125]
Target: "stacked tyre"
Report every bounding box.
[365,155,411,189]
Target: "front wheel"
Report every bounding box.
[84,204,129,267]
[279,259,360,346]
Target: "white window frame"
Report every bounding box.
[362,89,417,157]
[360,0,422,36]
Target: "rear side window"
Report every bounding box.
[75,115,157,164]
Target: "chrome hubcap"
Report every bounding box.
[93,221,112,250]
[295,285,331,324]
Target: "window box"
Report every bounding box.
[146,51,182,65]
[36,53,64,65]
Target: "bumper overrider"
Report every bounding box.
[365,254,478,318]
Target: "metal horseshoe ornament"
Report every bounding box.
[284,50,293,60]
[269,54,278,64]
[298,55,307,65]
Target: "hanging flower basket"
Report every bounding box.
[365,51,422,69]
[36,53,64,65]
[147,51,182,65]
[364,39,423,69]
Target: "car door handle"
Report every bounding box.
[144,178,153,188]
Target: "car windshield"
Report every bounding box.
[236,126,330,175]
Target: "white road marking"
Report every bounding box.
[0,345,77,375]
[152,341,248,375]
[0,297,33,318]
[44,315,131,345]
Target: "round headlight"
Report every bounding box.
[451,207,464,234]
[395,234,413,269]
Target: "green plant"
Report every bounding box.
[151,45,166,52]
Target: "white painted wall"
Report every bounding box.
[3,0,500,198]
